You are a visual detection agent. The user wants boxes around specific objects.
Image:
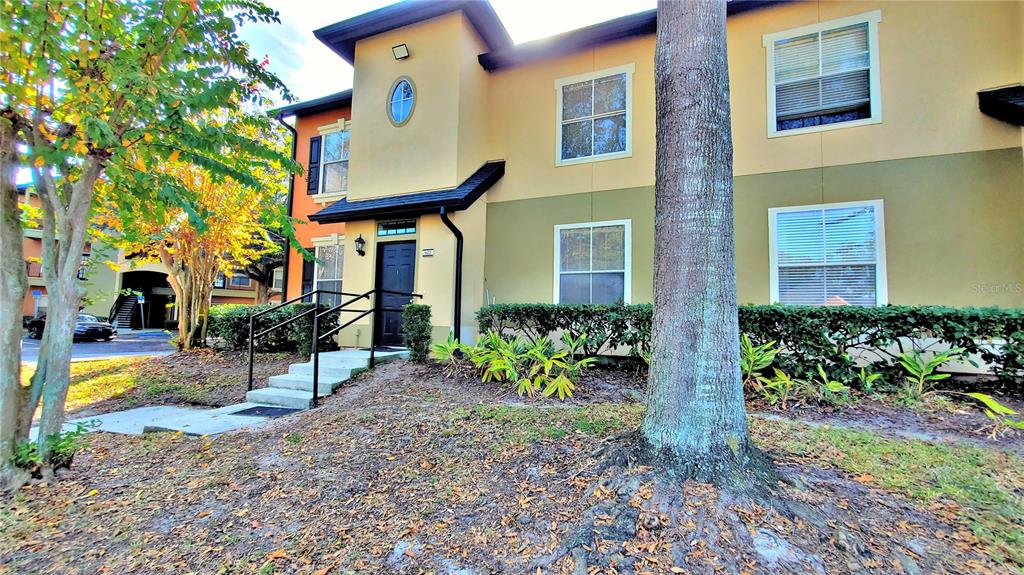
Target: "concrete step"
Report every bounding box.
[288,362,365,379]
[245,387,327,409]
[313,349,409,365]
[300,356,369,370]
[268,373,346,394]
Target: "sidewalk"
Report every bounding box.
[32,402,297,439]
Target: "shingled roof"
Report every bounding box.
[315,0,513,65]
[309,161,505,223]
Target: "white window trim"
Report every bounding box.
[763,10,882,138]
[768,199,888,306]
[317,119,351,196]
[553,219,632,304]
[311,234,345,295]
[554,63,635,167]
[229,274,252,288]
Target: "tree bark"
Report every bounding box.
[35,159,100,460]
[254,280,270,304]
[0,114,28,488]
[640,0,771,490]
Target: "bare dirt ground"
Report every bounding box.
[2,360,1020,574]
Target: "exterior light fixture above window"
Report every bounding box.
[392,43,410,60]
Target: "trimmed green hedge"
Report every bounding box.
[477,303,1024,384]
[207,303,340,356]
[402,304,432,362]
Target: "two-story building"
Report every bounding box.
[277,0,1024,347]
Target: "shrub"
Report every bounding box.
[13,422,94,477]
[478,303,1024,391]
[402,304,432,362]
[207,302,339,355]
[440,331,595,401]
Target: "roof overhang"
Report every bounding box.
[479,1,782,71]
[315,0,513,66]
[309,160,505,224]
[978,84,1024,126]
[273,90,353,119]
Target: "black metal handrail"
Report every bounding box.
[246,287,423,408]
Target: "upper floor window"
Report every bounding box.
[214,272,226,288]
[388,77,415,126]
[769,200,887,307]
[307,120,350,196]
[554,220,631,304]
[321,130,350,194]
[763,11,882,137]
[555,64,634,166]
[229,274,251,288]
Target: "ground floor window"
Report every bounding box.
[554,219,631,304]
[315,243,344,306]
[377,219,416,237]
[769,200,886,306]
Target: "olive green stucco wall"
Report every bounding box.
[485,148,1024,308]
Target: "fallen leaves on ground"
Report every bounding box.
[1,361,1020,574]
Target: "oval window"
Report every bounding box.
[388,78,415,126]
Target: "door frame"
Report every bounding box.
[373,239,417,347]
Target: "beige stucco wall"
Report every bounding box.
[310,0,1023,347]
[483,0,1022,205]
[347,12,496,201]
[334,213,481,346]
[485,148,1024,309]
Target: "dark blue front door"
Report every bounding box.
[374,241,416,346]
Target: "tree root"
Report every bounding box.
[535,433,961,574]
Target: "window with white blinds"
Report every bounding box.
[764,11,881,136]
[769,201,886,306]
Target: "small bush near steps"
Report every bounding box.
[401,304,432,362]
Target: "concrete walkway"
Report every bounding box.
[33,402,287,439]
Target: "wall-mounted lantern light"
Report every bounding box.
[392,43,410,60]
[354,234,366,256]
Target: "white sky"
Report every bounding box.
[239,0,657,104]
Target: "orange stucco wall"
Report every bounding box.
[285,107,351,300]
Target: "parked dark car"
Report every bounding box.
[26,313,118,341]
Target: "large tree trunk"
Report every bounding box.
[0,114,28,489]
[254,280,270,304]
[640,0,769,489]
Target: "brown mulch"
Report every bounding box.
[1,360,1016,574]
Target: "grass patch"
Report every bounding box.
[754,419,1024,568]
[19,351,293,415]
[462,403,642,446]
[22,358,150,413]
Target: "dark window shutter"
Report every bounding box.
[300,254,315,302]
[306,136,321,194]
